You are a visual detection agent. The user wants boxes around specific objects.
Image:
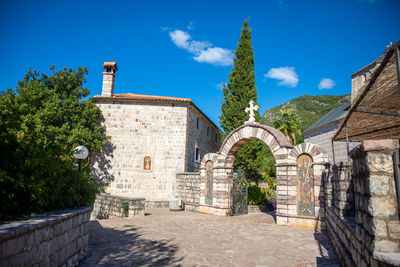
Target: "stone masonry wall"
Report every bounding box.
[324,139,400,266]
[331,162,354,216]
[176,172,200,211]
[351,60,380,103]
[352,141,400,254]
[0,207,91,267]
[91,194,145,219]
[93,101,188,201]
[186,107,221,172]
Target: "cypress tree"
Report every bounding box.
[220,18,260,133]
[220,18,273,183]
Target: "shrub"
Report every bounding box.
[120,199,129,217]
[0,66,107,221]
[248,185,266,205]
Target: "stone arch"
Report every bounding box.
[287,142,330,165]
[277,143,329,230]
[199,122,294,217]
[198,123,330,231]
[218,123,294,168]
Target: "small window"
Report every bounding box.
[195,148,200,162]
[144,156,151,170]
[196,117,200,129]
[207,127,210,137]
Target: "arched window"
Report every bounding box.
[144,156,151,170]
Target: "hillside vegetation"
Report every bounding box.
[261,94,350,132]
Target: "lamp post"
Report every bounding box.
[73,145,89,208]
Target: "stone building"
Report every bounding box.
[92,62,221,206]
[327,40,400,266]
[303,50,384,163]
[303,102,359,163]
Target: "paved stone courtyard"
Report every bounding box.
[81,209,340,266]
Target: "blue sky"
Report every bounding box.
[1,0,399,126]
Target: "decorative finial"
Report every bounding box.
[245,100,259,123]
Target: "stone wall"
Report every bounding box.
[93,100,221,204]
[324,139,400,266]
[279,142,329,231]
[176,172,200,211]
[304,123,360,163]
[91,194,145,219]
[145,200,169,208]
[0,207,91,266]
[351,59,380,103]
[186,107,221,172]
[331,162,354,216]
[93,101,188,201]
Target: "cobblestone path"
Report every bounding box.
[80,209,339,267]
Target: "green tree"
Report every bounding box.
[220,18,259,133]
[219,18,272,183]
[0,66,107,221]
[273,109,302,145]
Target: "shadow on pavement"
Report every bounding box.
[314,232,340,266]
[80,220,183,266]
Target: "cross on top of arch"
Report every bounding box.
[245,100,259,123]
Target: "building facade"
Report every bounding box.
[92,62,221,203]
[303,103,359,163]
[303,53,382,163]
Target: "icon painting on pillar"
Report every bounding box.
[205,161,213,205]
[297,154,315,216]
[144,156,151,170]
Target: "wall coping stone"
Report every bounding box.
[176,172,200,175]
[0,206,91,242]
[373,252,400,266]
[99,193,145,201]
[363,139,399,152]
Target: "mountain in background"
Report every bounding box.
[261,94,351,132]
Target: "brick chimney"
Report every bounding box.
[102,62,118,96]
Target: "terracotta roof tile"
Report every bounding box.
[103,62,117,66]
[93,93,192,102]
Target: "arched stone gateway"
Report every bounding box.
[199,122,330,230]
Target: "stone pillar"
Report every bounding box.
[313,162,327,230]
[275,163,292,225]
[331,161,354,216]
[102,62,118,96]
[351,139,400,253]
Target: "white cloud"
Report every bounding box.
[194,47,233,66]
[169,30,191,49]
[168,29,233,66]
[318,78,335,90]
[264,67,299,87]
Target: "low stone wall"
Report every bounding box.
[331,162,354,216]
[145,200,169,209]
[324,139,400,266]
[91,194,145,219]
[0,207,91,267]
[176,172,200,211]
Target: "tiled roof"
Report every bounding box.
[92,93,192,102]
[303,102,350,135]
[103,62,117,66]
